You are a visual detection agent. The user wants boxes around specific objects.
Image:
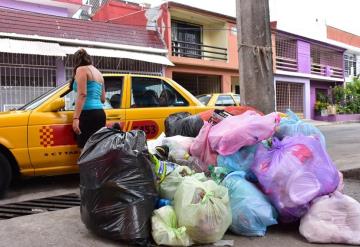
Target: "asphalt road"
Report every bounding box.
[319,123,360,172]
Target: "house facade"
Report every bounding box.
[326,26,360,82]
[0,5,171,111]
[272,27,345,119]
[93,1,240,96]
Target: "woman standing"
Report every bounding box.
[72,49,106,148]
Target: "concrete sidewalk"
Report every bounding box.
[0,179,359,247]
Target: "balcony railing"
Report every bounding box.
[311,63,343,79]
[275,56,298,72]
[172,40,227,61]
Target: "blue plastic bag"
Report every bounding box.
[222,171,278,236]
[276,109,326,147]
[217,145,258,174]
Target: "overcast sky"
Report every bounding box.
[128,0,360,37]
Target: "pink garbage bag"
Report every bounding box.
[190,121,217,171]
[251,135,339,223]
[208,111,279,156]
[300,191,360,245]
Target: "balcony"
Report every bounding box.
[275,34,298,72]
[172,40,227,61]
[311,63,343,79]
[311,45,344,79]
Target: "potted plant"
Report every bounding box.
[315,101,329,116]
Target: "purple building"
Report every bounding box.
[273,29,345,119]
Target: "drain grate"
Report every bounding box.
[0,193,80,220]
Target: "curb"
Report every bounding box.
[304,120,360,127]
[341,168,360,180]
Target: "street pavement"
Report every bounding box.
[0,122,359,246]
[0,178,358,247]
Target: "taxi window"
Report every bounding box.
[233,94,241,104]
[131,77,188,108]
[104,77,123,109]
[62,77,123,111]
[197,95,211,105]
[215,95,236,106]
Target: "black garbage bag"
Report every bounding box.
[165,112,204,137]
[78,127,158,246]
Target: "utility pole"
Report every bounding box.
[236,0,275,114]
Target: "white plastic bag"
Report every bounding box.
[299,191,360,245]
[160,166,207,200]
[152,206,193,246]
[147,132,166,154]
[174,177,232,244]
[163,135,194,160]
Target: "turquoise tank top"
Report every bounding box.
[73,80,103,110]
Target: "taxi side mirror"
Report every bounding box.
[47,98,65,112]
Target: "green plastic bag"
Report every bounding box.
[152,206,193,246]
[174,177,232,244]
[160,166,207,200]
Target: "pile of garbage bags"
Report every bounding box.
[78,107,360,246]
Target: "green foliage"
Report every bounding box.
[323,77,360,114]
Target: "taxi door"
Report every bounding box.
[125,76,195,139]
[27,76,125,176]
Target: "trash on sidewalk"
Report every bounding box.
[160,166,207,200]
[190,121,218,170]
[174,177,232,244]
[165,112,204,137]
[299,191,360,245]
[77,107,359,246]
[78,128,158,245]
[217,144,258,175]
[275,109,326,147]
[252,135,340,222]
[222,171,278,236]
[208,111,279,156]
[152,205,193,246]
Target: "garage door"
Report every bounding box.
[276,81,304,117]
[172,73,221,96]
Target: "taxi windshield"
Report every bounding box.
[18,82,69,111]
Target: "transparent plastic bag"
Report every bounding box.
[160,166,207,200]
[300,191,360,245]
[174,177,232,244]
[252,135,339,222]
[209,111,279,156]
[276,109,326,147]
[222,171,277,236]
[152,206,193,246]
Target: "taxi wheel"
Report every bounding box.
[0,152,12,198]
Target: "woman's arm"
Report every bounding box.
[73,67,87,134]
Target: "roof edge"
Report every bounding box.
[0,32,169,54]
[166,1,236,23]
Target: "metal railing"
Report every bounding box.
[275,56,298,72]
[311,63,344,79]
[172,40,227,61]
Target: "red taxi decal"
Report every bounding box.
[129,120,159,139]
[39,125,76,147]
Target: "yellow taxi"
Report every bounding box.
[0,74,213,196]
[196,93,241,107]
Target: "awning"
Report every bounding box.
[62,46,174,66]
[0,38,66,56]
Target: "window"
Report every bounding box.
[171,20,202,59]
[197,95,211,105]
[215,95,236,106]
[233,94,240,104]
[131,77,188,108]
[344,54,357,77]
[63,76,123,111]
[104,77,123,109]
